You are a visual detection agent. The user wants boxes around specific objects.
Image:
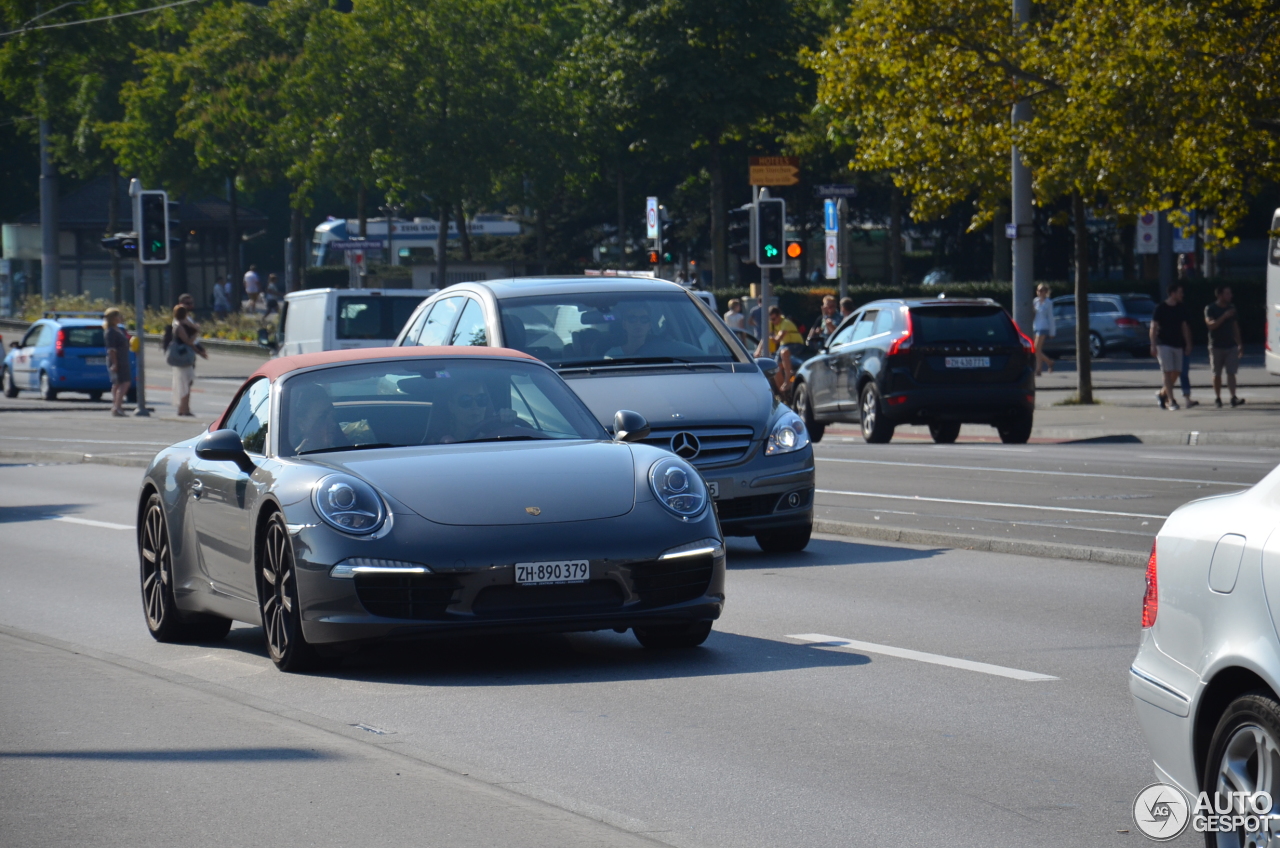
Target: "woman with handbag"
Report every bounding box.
[167,304,207,417]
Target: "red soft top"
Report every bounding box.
[210,346,536,430]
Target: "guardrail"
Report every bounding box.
[0,318,265,356]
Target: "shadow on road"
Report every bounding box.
[216,625,872,684]
[725,535,947,569]
[0,504,86,523]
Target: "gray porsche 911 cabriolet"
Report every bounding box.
[136,346,725,671]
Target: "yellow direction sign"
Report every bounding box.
[749,156,800,186]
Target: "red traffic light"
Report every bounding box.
[786,241,803,259]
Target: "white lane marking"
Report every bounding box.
[816,489,1166,519]
[786,633,1058,682]
[1136,454,1277,465]
[51,515,133,531]
[0,435,171,447]
[815,456,1245,487]
[821,504,1159,536]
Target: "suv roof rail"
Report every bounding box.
[43,311,104,319]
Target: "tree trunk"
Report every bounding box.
[108,162,121,302]
[889,181,903,287]
[709,137,726,290]
[357,182,367,238]
[228,176,240,311]
[616,163,626,269]
[1072,191,1093,404]
[289,202,303,291]
[437,199,450,288]
[535,206,546,272]
[457,200,471,262]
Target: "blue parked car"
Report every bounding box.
[2,312,137,401]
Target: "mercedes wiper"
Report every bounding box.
[462,434,554,443]
[558,356,693,367]
[298,442,396,456]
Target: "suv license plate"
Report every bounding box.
[707,481,719,499]
[945,357,990,369]
[85,356,106,365]
[515,561,589,585]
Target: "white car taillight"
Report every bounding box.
[1142,539,1158,628]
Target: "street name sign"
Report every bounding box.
[749,156,800,187]
[814,184,858,198]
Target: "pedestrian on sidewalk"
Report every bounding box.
[244,265,261,313]
[103,308,131,417]
[265,274,281,315]
[212,278,231,319]
[1206,283,1246,408]
[1151,282,1193,410]
[840,297,855,320]
[167,304,208,417]
[723,298,746,331]
[1032,284,1055,377]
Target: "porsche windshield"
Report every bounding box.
[279,359,606,456]
[496,291,739,368]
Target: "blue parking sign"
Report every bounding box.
[824,199,838,234]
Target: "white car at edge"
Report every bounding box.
[1132,463,1280,843]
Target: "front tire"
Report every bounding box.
[39,371,57,401]
[793,382,825,443]
[258,511,330,672]
[2,367,18,397]
[88,391,103,402]
[756,522,812,553]
[928,421,961,444]
[997,411,1033,444]
[1203,692,1280,847]
[859,383,894,444]
[634,620,712,649]
[139,494,232,643]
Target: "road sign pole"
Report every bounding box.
[758,188,770,350]
[133,258,149,417]
[837,198,849,301]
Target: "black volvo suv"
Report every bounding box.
[792,298,1036,444]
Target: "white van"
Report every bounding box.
[260,288,434,357]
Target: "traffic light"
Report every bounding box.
[755,198,785,268]
[786,241,803,259]
[137,190,169,264]
[727,204,752,257]
[100,233,138,259]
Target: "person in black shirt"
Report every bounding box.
[1150,283,1193,410]
[1205,284,1245,407]
[103,308,131,417]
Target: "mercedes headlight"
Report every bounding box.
[648,457,708,520]
[312,474,386,535]
[766,408,810,456]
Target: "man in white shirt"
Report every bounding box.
[243,265,261,312]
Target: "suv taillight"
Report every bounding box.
[55,328,66,357]
[1142,540,1158,628]
[888,310,914,356]
[1115,317,1141,328]
[1017,328,1035,353]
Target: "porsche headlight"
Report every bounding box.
[766,408,810,456]
[649,457,708,520]
[312,474,386,535]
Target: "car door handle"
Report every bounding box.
[191,479,204,499]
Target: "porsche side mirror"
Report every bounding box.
[257,327,278,351]
[196,429,255,473]
[755,357,778,376]
[613,409,650,443]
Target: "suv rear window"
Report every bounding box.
[336,296,424,340]
[63,327,104,347]
[910,306,1017,345]
[1122,298,1156,317]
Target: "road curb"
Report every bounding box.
[813,518,1148,567]
[0,448,150,468]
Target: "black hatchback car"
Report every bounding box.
[792,298,1036,444]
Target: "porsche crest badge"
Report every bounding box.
[525,507,541,516]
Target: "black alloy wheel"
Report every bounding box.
[928,421,962,444]
[1203,692,1280,848]
[859,383,895,444]
[1089,332,1105,360]
[793,382,825,443]
[634,620,713,649]
[997,411,1034,444]
[2,367,18,397]
[756,522,813,553]
[257,511,329,672]
[140,493,231,643]
[39,371,57,401]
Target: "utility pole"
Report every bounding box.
[1010,0,1034,334]
[129,179,149,418]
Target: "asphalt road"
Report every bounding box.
[0,462,1201,847]
[812,437,1278,554]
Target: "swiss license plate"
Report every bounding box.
[945,357,990,369]
[85,356,106,365]
[707,481,720,499]
[515,561,589,585]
